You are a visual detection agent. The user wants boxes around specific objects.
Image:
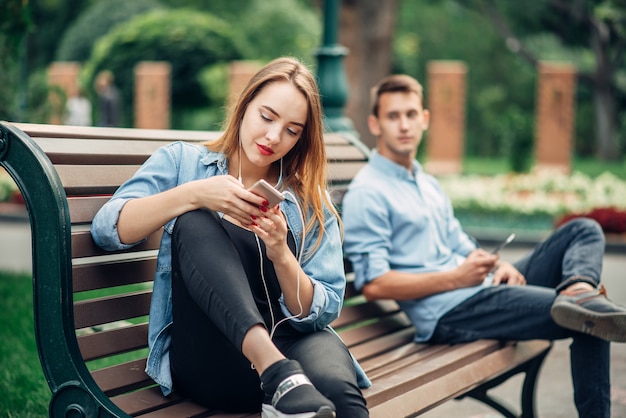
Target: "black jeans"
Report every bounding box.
[169,209,368,417]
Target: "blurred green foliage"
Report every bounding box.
[1,0,624,158]
[81,9,242,127]
[56,0,165,62]
[235,0,321,66]
[394,0,537,164]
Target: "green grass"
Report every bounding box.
[0,272,153,417]
[0,271,49,417]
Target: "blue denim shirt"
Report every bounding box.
[342,151,488,342]
[91,141,371,395]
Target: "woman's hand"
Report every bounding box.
[251,205,290,262]
[192,175,268,227]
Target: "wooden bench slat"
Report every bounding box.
[338,311,412,347]
[78,323,148,361]
[15,122,221,142]
[112,386,191,417]
[325,144,369,161]
[74,290,152,329]
[91,358,152,396]
[332,299,400,329]
[72,229,162,258]
[35,137,174,165]
[367,340,551,417]
[69,195,111,224]
[116,386,260,418]
[348,328,418,363]
[135,399,252,418]
[363,340,505,407]
[321,132,352,145]
[36,137,365,165]
[56,164,140,195]
[73,258,156,292]
[327,161,369,183]
[57,164,359,196]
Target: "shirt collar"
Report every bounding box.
[200,150,229,175]
[370,149,422,180]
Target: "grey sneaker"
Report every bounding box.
[551,284,626,342]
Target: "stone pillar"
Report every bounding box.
[534,62,576,174]
[228,61,263,109]
[425,61,467,175]
[47,62,81,124]
[134,62,171,129]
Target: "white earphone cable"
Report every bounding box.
[256,190,306,340]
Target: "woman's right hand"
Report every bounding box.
[191,175,267,227]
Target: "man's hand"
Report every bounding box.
[492,261,526,286]
[454,249,499,288]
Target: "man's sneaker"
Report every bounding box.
[260,359,336,418]
[551,284,626,342]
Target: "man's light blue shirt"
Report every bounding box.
[342,150,489,342]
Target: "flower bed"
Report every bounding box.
[438,171,626,235]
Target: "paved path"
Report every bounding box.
[0,219,31,274]
[2,220,625,417]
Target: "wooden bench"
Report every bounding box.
[0,121,552,418]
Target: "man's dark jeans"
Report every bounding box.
[431,218,611,418]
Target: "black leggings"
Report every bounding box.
[169,210,368,417]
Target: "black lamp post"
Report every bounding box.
[315,0,357,135]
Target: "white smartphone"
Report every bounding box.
[247,179,285,207]
[490,233,516,254]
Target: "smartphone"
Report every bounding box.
[247,179,285,207]
[490,233,516,254]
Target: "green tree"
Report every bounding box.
[56,0,164,62]
[393,0,537,161]
[237,0,322,66]
[82,8,243,127]
[460,0,626,161]
[0,0,32,120]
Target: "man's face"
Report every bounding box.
[369,91,429,168]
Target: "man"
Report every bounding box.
[342,74,626,417]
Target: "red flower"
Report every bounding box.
[556,207,626,234]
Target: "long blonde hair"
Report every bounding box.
[206,57,340,253]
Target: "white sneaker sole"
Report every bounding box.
[261,404,336,418]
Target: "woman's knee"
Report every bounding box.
[173,209,221,241]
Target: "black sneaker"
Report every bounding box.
[260,359,336,418]
[551,284,626,342]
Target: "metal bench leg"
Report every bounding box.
[459,343,553,418]
[519,344,552,418]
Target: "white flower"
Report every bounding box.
[437,171,626,217]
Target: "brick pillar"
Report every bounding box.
[534,62,576,174]
[134,62,171,129]
[228,61,263,109]
[425,61,467,175]
[48,62,81,124]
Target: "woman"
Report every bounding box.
[91,57,370,418]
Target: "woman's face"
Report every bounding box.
[239,81,308,171]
